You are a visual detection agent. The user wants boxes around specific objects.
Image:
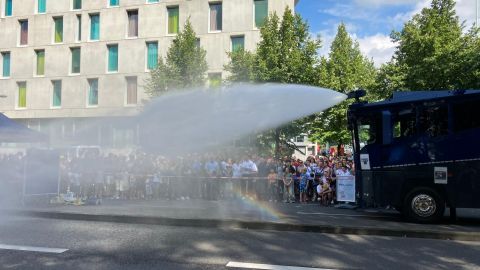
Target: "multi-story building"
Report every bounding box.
[0,0,298,147]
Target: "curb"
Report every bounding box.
[6,209,480,241]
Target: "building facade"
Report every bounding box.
[0,0,297,146]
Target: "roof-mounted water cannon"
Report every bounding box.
[347,89,367,104]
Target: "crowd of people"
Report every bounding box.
[1,149,355,205]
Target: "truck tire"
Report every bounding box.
[403,187,445,223]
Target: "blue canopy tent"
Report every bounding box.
[0,113,47,143]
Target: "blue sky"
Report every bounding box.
[295,0,477,66]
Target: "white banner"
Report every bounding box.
[336,175,356,202]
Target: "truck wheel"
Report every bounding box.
[404,187,445,223]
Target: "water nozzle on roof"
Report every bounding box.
[347,89,366,103]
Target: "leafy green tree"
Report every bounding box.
[390,0,471,90]
[146,19,208,96]
[308,23,376,149]
[225,7,321,157]
[456,27,480,89]
[224,50,256,82]
[372,61,407,100]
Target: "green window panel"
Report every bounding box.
[71,47,81,73]
[73,0,82,10]
[18,82,27,108]
[38,0,46,13]
[254,0,268,28]
[90,14,100,40]
[110,0,119,6]
[209,73,222,88]
[107,45,118,72]
[76,15,82,41]
[148,0,159,3]
[52,81,62,107]
[146,42,158,70]
[168,7,179,34]
[231,36,245,52]
[88,79,98,106]
[2,52,10,77]
[54,17,63,43]
[5,0,12,16]
[36,50,45,76]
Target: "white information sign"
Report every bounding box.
[336,175,356,202]
[434,167,448,184]
[360,154,371,170]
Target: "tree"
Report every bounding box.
[372,60,407,100]
[225,7,321,157]
[146,19,208,96]
[224,50,255,82]
[391,0,470,90]
[308,23,376,149]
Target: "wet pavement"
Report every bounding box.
[3,199,480,240]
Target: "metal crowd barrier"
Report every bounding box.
[62,173,286,201]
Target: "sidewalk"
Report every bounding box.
[3,199,480,241]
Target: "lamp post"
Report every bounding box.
[477,0,479,27]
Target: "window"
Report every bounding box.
[88,79,99,106]
[357,114,381,147]
[19,20,28,45]
[38,0,46,13]
[2,52,10,77]
[231,36,244,52]
[209,2,222,32]
[71,47,81,74]
[73,0,82,10]
[208,73,222,88]
[54,17,63,43]
[127,10,138,37]
[418,105,448,137]
[254,0,268,28]
[167,6,179,34]
[107,44,118,72]
[295,136,305,143]
[17,82,27,108]
[146,42,158,70]
[392,109,417,139]
[90,14,100,40]
[36,50,45,76]
[196,38,201,48]
[76,15,82,41]
[126,77,137,105]
[147,0,159,3]
[110,0,119,7]
[453,100,480,132]
[52,80,62,107]
[5,0,12,16]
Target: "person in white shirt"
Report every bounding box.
[336,164,352,177]
[240,157,258,199]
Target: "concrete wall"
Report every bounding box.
[0,0,297,119]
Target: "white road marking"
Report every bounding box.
[296,211,392,218]
[226,261,336,270]
[0,244,68,254]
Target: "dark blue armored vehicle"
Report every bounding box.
[348,90,480,223]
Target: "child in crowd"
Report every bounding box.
[318,180,332,206]
[299,167,308,203]
[267,169,278,202]
[283,166,295,203]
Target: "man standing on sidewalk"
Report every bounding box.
[240,156,258,199]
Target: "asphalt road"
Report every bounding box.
[0,215,479,270]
